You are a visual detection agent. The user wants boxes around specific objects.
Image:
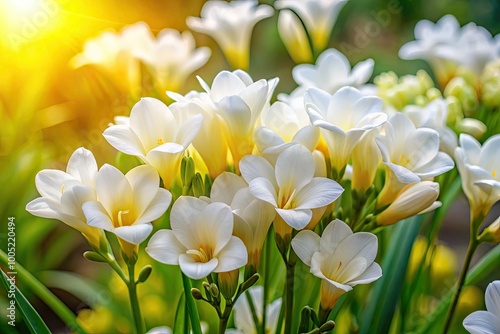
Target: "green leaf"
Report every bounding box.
[0,270,51,334]
[360,215,423,334]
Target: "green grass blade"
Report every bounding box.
[360,215,423,334]
[1,270,50,334]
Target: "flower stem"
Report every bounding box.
[284,250,297,334]
[441,213,483,334]
[181,273,203,334]
[127,262,145,334]
[261,231,272,334]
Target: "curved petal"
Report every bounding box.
[103,125,146,157]
[249,177,278,207]
[170,196,208,249]
[294,177,344,209]
[66,148,98,186]
[275,145,315,191]
[179,254,218,280]
[214,236,248,272]
[240,155,277,187]
[199,202,234,255]
[35,170,78,200]
[146,229,186,265]
[95,164,132,216]
[347,262,382,285]
[114,223,153,245]
[126,165,161,215]
[275,208,312,230]
[82,200,114,231]
[135,188,172,225]
[463,311,500,334]
[485,281,500,315]
[291,230,320,266]
[320,219,353,255]
[210,172,248,205]
[175,113,204,149]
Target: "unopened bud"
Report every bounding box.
[479,216,500,243]
[83,251,107,263]
[456,118,487,140]
[319,320,336,332]
[241,273,260,292]
[218,269,239,299]
[191,288,204,300]
[136,265,152,284]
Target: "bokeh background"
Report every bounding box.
[1,0,499,333]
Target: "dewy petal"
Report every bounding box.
[134,188,171,225]
[214,236,248,272]
[82,201,114,232]
[249,177,278,207]
[320,219,353,255]
[170,196,208,249]
[146,229,186,265]
[463,310,500,334]
[291,230,321,266]
[103,125,146,158]
[275,208,312,230]
[114,224,153,244]
[240,155,277,188]
[294,177,344,210]
[66,147,98,186]
[275,145,315,191]
[485,281,500,315]
[179,254,218,280]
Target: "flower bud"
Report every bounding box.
[376,181,440,226]
[456,118,487,140]
[218,269,239,299]
[479,216,500,243]
[444,77,478,117]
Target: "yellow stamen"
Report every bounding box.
[157,138,164,145]
[117,210,130,227]
[334,261,342,275]
[282,189,297,210]
[493,169,497,178]
[186,248,210,263]
[398,155,411,166]
[61,184,65,194]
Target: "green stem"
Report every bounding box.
[261,230,273,334]
[284,250,297,334]
[181,273,202,334]
[441,214,482,334]
[218,316,229,334]
[245,290,261,332]
[0,250,86,334]
[127,263,145,334]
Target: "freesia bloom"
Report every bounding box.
[187,0,273,70]
[376,181,441,226]
[305,86,387,180]
[240,145,343,244]
[277,9,313,64]
[206,172,275,271]
[463,280,500,334]
[26,148,105,247]
[196,70,278,171]
[275,0,348,53]
[292,219,382,314]
[455,134,500,219]
[375,113,454,207]
[103,97,203,188]
[82,164,171,248]
[226,286,282,334]
[146,196,247,280]
[134,29,211,92]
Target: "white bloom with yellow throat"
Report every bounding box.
[463,280,500,334]
[375,113,454,207]
[207,172,276,271]
[292,219,382,312]
[305,86,387,180]
[82,164,171,246]
[146,196,247,280]
[103,97,203,189]
[277,9,313,64]
[240,145,343,239]
[187,0,273,70]
[275,0,348,53]
[134,29,211,92]
[26,148,104,247]
[197,70,278,171]
[455,134,500,218]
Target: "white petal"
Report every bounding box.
[294,177,344,209]
[413,151,454,178]
[66,148,98,186]
[103,126,146,157]
[463,311,500,334]
[240,155,277,187]
[275,145,315,191]
[179,255,218,280]
[385,162,421,184]
[320,219,353,255]
[217,95,252,135]
[485,281,500,315]
[210,172,248,205]
[135,188,172,225]
[333,233,379,270]
[291,230,320,266]
[95,164,132,216]
[275,208,312,230]
[200,202,234,255]
[210,71,247,101]
[170,196,208,249]
[35,170,78,200]
[249,177,278,207]
[114,224,153,244]
[126,165,160,215]
[146,229,186,265]
[214,236,248,272]
[347,262,382,285]
[26,197,87,232]
[82,201,114,231]
[175,113,204,149]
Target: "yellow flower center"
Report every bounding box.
[186,248,212,263]
[397,154,411,166]
[493,169,497,178]
[117,210,130,227]
[157,138,164,145]
[279,188,297,210]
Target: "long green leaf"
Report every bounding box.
[360,216,423,334]
[0,250,87,334]
[1,270,50,334]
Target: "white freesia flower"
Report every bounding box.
[146,196,247,280]
[403,98,458,156]
[207,172,276,270]
[254,101,320,165]
[275,0,348,53]
[26,148,104,247]
[293,48,374,93]
[277,9,313,64]
[186,0,273,70]
[455,134,500,218]
[240,145,343,242]
[375,113,454,207]
[134,29,211,92]
[376,181,441,226]
[103,97,203,188]
[305,86,387,179]
[197,70,278,170]
[226,286,282,334]
[463,280,500,334]
[82,164,171,246]
[292,219,382,313]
